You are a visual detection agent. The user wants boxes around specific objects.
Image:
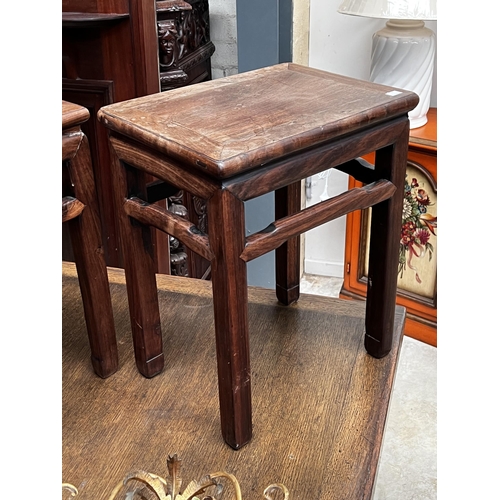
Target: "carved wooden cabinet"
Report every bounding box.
[340,108,437,346]
[157,0,214,91]
[62,0,214,277]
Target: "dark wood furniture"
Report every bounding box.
[62,101,118,378]
[62,0,214,277]
[62,0,163,271]
[156,0,215,280]
[341,108,437,346]
[98,63,418,449]
[157,0,215,92]
[63,261,406,499]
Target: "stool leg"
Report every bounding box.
[275,181,301,305]
[67,134,119,378]
[365,126,409,358]
[113,160,164,378]
[208,189,252,449]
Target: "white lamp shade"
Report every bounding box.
[338,0,437,20]
[338,0,437,128]
[370,22,435,128]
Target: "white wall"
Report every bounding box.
[305,0,437,278]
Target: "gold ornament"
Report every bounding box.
[63,454,289,500]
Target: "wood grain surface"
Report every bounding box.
[62,100,90,130]
[241,180,396,263]
[62,262,405,499]
[98,63,418,178]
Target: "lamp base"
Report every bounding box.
[370,20,436,129]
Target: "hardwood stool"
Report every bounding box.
[98,63,418,448]
[63,100,119,378]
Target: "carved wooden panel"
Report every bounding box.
[157,0,215,91]
[167,191,189,277]
[156,0,213,278]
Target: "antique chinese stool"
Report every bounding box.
[62,101,119,378]
[98,63,418,448]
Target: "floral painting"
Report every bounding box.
[362,164,437,298]
[399,174,437,284]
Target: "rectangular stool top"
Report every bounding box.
[62,100,90,130]
[98,63,418,179]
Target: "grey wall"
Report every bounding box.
[209,0,238,79]
[236,0,292,288]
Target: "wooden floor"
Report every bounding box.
[62,262,405,500]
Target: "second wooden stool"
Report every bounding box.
[63,100,119,378]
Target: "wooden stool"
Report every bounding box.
[98,63,418,448]
[62,101,119,378]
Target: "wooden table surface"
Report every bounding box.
[98,63,418,178]
[62,262,405,499]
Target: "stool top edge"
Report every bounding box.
[62,100,90,130]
